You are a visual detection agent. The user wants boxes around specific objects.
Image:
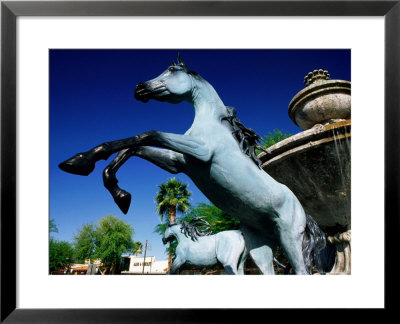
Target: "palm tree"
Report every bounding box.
[132,241,143,256]
[155,177,191,267]
[155,178,191,223]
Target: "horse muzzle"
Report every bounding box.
[134,82,150,102]
[135,82,169,103]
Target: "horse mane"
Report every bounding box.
[222,106,267,168]
[180,217,212,241]
[174,56,267,168]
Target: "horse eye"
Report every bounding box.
[168,67,174,72]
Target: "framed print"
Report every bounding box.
[1,0,398,322]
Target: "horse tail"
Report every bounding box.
[302,214,336,274]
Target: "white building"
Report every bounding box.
[122,256,168,274]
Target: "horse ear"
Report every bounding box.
[177,52,188,69]
[171,61,176,66]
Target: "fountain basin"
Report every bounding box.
[259,120,351,234]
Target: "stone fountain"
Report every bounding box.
[259,69,351,274]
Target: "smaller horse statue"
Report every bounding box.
[162,217,247,275]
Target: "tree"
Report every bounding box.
[73,223,98,263]
[154,178,191,267]
[132,241,143,256]
[49,218,74,274]
[94,215,135,274]
[49,238,74,274]
[73,215,136,274]
[50,219,58,234]
[260,129,293,149]
[155,177,191,223]
[185,203,240,234]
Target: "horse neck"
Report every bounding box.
[190,77,228,122]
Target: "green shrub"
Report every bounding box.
[261,129,293,149]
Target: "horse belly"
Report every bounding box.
[211,161,282,215]
[184,240,218,267]
[184,150,292,228]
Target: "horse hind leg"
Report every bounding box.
[215,233,245,275]
[237,246,248,275]
[278,226,309,275]
[220,254,241,275]
[241,227,275,275]
[103,148,134,214]
[218,251,239,275]
[223,246,247,275]
[231,235,248,275]
[248,245,275,275]
[223,264,238,275]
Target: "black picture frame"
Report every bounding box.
[1,0,398,322]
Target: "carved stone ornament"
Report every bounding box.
[288,69,351,130]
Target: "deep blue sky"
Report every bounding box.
[50,49,350,261]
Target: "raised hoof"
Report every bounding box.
[114,189,132,214]
[58,154,95,176]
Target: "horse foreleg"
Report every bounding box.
[104,146,185,213]
[168,256,185,275]
[103,148,134,214]
[134,147,185,174]
[59,130,208,176]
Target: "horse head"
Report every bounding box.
[162,221,178,245]
[135,54,195,104]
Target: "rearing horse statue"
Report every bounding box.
[59,54,328,275]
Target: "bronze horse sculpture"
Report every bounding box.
[60,54,329,274]
[162,217,248,275]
